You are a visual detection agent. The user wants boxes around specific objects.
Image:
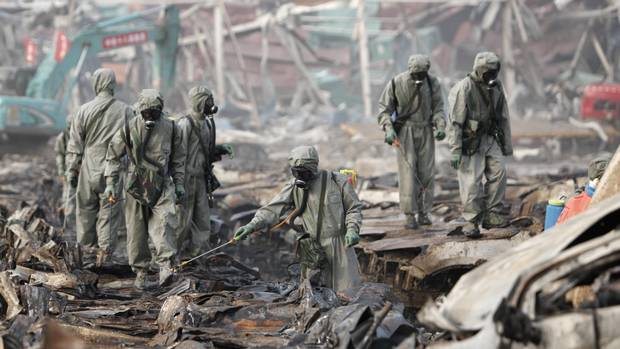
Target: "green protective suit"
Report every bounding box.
[447,52,513,223]
[377,55,446,216]
[175,86,228,253]
[54,126,75,234]
[105,89,186,272]
[247,146,362,292]
[66,68,131,253]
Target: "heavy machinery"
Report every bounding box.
[0,5,179,144]
[581,83,620,129]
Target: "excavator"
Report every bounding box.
[0,5,179,147]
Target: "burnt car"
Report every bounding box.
[418,193,620,348]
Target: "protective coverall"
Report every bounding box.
[66,68,131,253]
[235,146,362,292]
[377,55,446,228]
[54,125,75,235]
[447,52,513,236]
[105,89,185,287]
[176,86,231,255]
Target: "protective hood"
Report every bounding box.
[189,85,214,114]
[588,153,612,180]
[91,68,116,96]
[471,51,500,81]
[407,55,431,74]
[288,146,319,174]
[408,54,431,74]
[134,89,164,113]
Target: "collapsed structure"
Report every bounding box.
[0,0,620,348]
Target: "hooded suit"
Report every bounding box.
[245,146,362,292]
[66,68,131,252]
[105,89,186,273]
[377,55,446,218]
[447,52,513,224]
[175,86,228,254]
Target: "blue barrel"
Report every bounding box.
[544,199,565,231]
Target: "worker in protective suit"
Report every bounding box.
[377,54,446,229]
[54,122,76,236]
[176,86,233,256]
[66,68,132,261]
[105,89,185,289]
[234,146,362,292]
[447,52,513,238]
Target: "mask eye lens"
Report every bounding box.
[141,109,161,121]
[291,167,313,182]
[412,72,426,81]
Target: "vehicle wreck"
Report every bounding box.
[418,193,620,348]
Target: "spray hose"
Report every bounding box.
[174,187,309,272]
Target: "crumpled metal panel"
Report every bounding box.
[419,193,620,333]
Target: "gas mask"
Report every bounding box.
[141,108,162,130]
[291,166,315,188]
[411,72,427,86]
[203,97,219,115]
[482,68,499,88]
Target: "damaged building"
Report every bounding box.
[0,0,620,348]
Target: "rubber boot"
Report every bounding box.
[417,213,432,226]
[95,249,111,268]
[159,265,175,287]
[405,214,418,230]
[134,270,147,290]
[463,222,481,239]
[482,212,509,229]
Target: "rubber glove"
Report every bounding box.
[434,129,446,141]
[67,171,79,188]
[451,153,462,170]
[234,224,255,241]
[221,144,234,159]
[385,128,397,146]
[345,228,360,247]
[104,184,116,204]
[175,184,185,203]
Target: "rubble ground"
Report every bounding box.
[0,126,601,348]
[0,203,417,348]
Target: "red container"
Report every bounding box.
[581,83,620,121]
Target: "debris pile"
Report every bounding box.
[0,202,418,348]
[0,153,59,222]
[417,192,620,348]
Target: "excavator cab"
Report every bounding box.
[0,67,37,96]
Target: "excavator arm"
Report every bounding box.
[0,5,179,141]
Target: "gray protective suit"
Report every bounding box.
[377,55,446,216]
[54,125,75,234]
[246,146,362,292]
[66,68,131,252]
[176,86,227,253]
[105,89,186,273]
[447,52,513,223]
